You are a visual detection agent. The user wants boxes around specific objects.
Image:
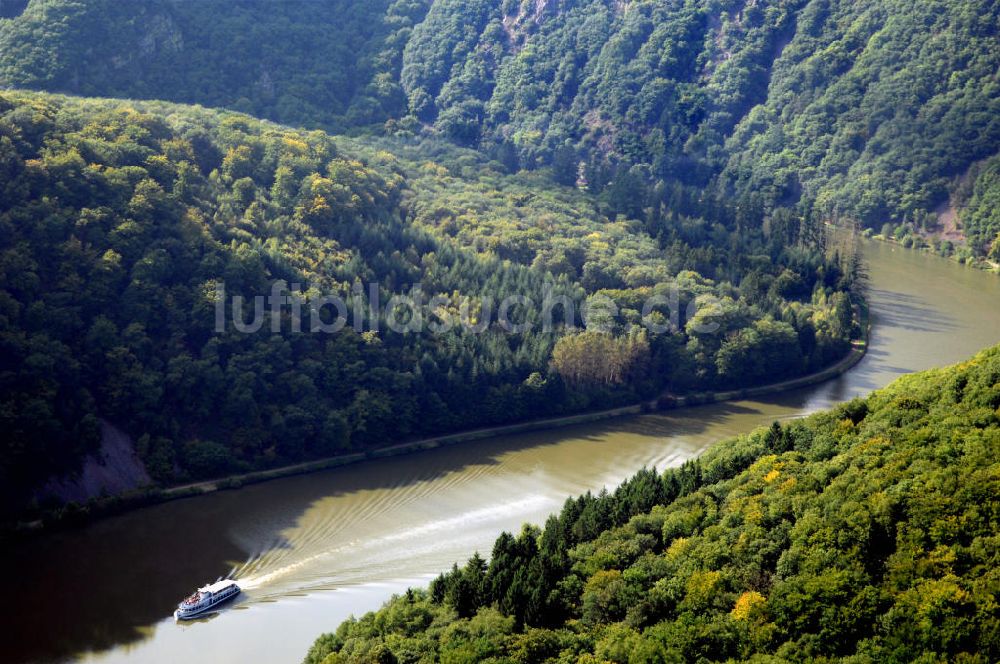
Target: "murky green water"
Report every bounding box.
[3,241,1000,664]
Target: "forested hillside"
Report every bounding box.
[306,344,1000,663]
[4,0,999,253]
[957,155,1000,260]
[0,0,424,131]
[0,91,856,518]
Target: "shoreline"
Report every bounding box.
[869,232,999,272]
[826,219,998,273]
[859,227,998,273]
[14,300,870,535]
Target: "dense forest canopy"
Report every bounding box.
[0,0,422,131]
[958,155,1000,259]
[0,91,856,519]
[306,344,1000,663]
[0,1,995,660]
[3,0,999,254]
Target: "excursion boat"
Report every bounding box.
[174,579,241,620]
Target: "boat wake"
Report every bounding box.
[231,492,556,598]
[217,433,698,605]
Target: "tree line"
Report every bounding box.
[3,0,999,256]
[0,92,857,520]
[307,343,1000,663]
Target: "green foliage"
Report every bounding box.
[0,91,853,518]
[399,0,1000,245]
[959,155,1000,257]
[715,318,802,387]
[309,345,1000,662]
[0,0,426,131]
[724,0,1000,234]
[180,439,234,479]
[4,0,998,251]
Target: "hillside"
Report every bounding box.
[3,0,999,253]
[956,155,1000,259]
[0,91,857,519]
[0,0,421,131]
[305,344,1000,663]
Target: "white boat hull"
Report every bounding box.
[174,584,241,620]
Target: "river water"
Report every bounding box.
[4,240,1000,664]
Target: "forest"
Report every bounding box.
[0,0,420,131]
[0,91,857,519]
[305,343,1000,663]
[2,0,999,257]
[0,0,996,662]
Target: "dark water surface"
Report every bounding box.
[4,240,1000,664]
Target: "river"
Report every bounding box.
[3,240,1000,664]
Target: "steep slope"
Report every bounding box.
[306,344,1000,663]
[405,0,1000,238]
[0,91,854,519]
[722,0,1000,227]
[0,0,425,130]
[3,0,998,251]
[402,0,802,171]
[956,154,1000,258]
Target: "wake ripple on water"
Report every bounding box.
[219,427,713,607]
[233,492,557,599]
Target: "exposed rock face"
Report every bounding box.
[137,13,183,57]
[36,420,152,505]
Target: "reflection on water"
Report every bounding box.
[3,240,1000,664]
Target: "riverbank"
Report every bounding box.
[14,302,870,535]
[865,230,999,273]
[826,220,999,273]
[167,299,870,497]
[20,232,1000,664]
[664,299,870,408]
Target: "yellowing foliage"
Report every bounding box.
[684,569,721,609]
[731,591,767,622]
